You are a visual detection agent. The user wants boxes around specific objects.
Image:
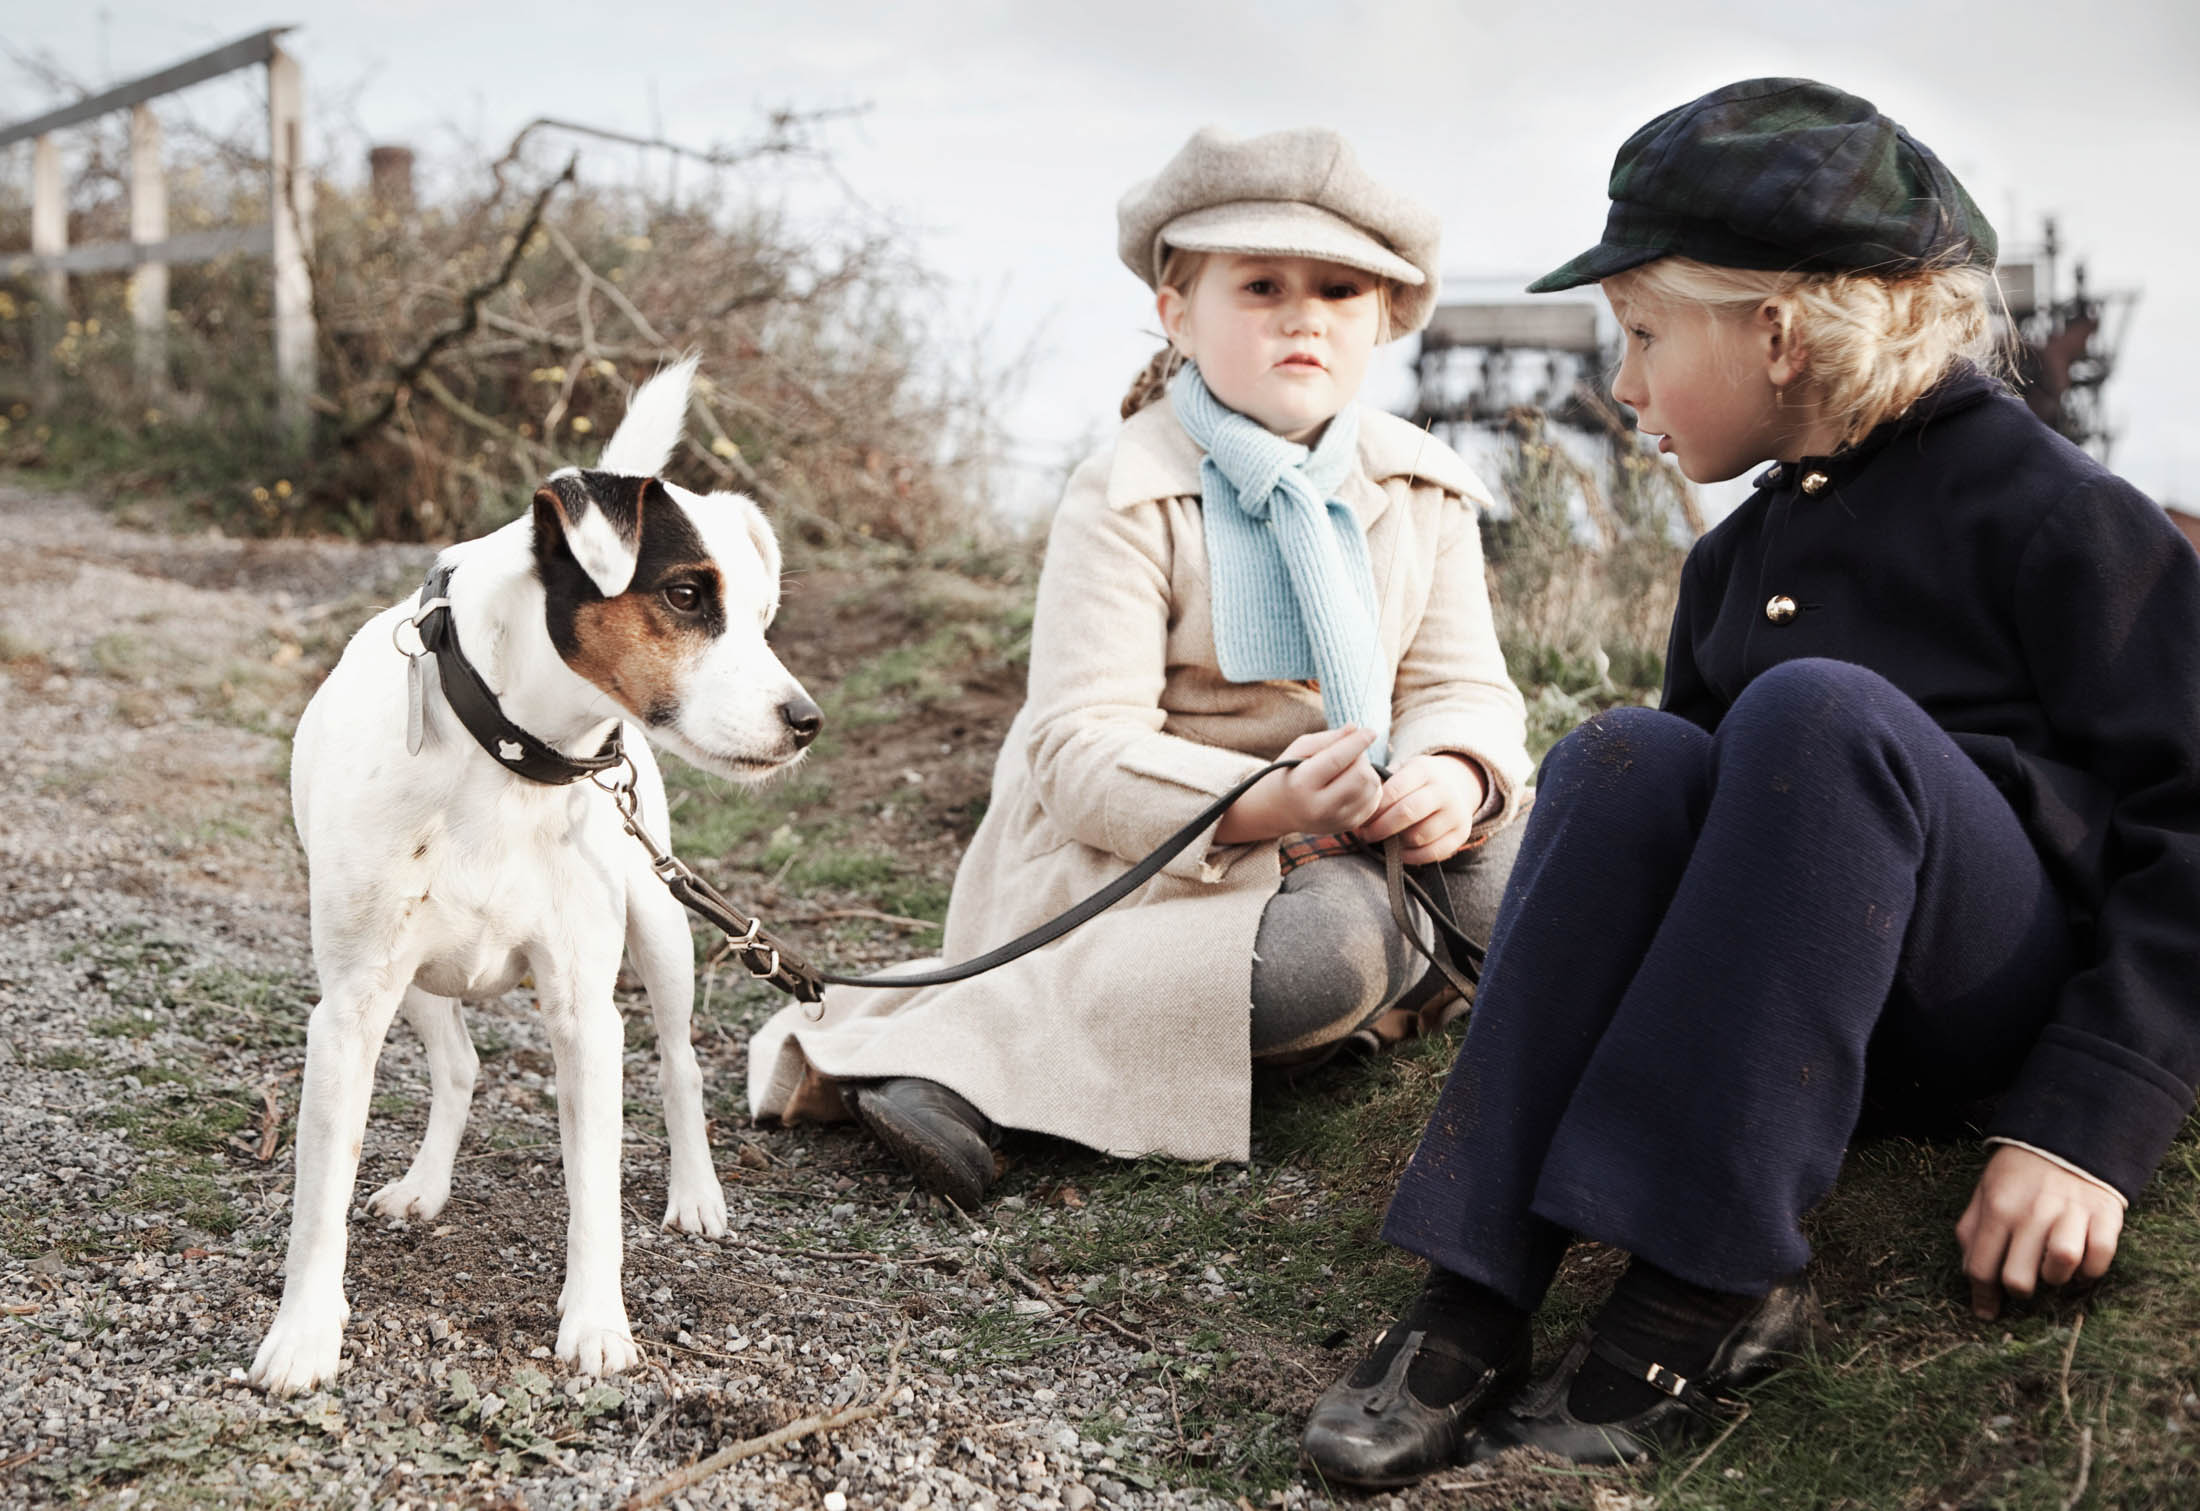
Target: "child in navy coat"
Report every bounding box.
[1302,77,2200,1486]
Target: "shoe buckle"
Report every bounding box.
[1642,1361,1689,1398]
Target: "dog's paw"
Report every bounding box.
[248,1307,347,1396]
[661,1179,728,1239]
[365,1174,451,1223]
[556,1309,640,1377]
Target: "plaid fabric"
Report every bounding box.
[1276,825,1494,876]
[1278,831,1362,876]
[1530,77,1995,293]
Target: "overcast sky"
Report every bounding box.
[6,0,2196,516]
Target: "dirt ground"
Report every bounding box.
[0,484,1330,1511]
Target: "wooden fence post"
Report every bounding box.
[129,104,168,398]
[267,45,315,449]
[30,132,64,407]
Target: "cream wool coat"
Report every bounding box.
[748,402,1532,1162]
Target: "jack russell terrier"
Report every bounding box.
[249,358,819,1394]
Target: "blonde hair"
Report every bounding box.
[1602,256,2005,449]
[1117,247,1398,419]
[1119,249,1207,419]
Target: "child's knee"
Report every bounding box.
[1539,705,1704,802]
[1721,659,1913,756]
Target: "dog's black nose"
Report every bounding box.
[779,693,823,748]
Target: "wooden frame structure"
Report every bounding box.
[0,27,314,445]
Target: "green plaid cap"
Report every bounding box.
[1530,78,1997,293]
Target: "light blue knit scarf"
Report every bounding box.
[1168,363,1389,759]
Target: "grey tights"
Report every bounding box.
[1248,819,1523,1059]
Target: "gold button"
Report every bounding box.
[1765,594,1798,625]
[1800,471,1829,495]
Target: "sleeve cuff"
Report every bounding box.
[1105,737,1271,882]
[1986,1024,2195,1202]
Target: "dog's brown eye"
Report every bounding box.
[663,584,701,613]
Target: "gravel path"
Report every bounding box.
[0,486,1389,1511]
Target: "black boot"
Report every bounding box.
[1301,1268,1533,1487]
[1469,1265,1816,1466]
[850,1078,998,1208]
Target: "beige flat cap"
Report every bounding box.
[1117,125,1442,339]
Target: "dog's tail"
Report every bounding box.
[595,352,699,478]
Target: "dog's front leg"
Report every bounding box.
[540,973,640,1376]
[626,874,728,1236]
[249,977,407,1394]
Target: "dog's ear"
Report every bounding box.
[532,471,645,597]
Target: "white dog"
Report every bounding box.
[249,359,819,1395]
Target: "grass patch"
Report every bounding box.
[35,1046,100,1071]
[99,1085,254,1156]
[955,1039,2200,1503]
[87,630,152,679]
[178,962,314,1048]
[66,926,312,1047]
[0,625,48,662]
[661,759,835,861]
[117,1161,240,1237]
[827,614,1028,729]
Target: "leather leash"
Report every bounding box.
[392,567,1482,1017]
[596,752,1483,1016]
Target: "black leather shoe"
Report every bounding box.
[850,1078,997,1209]
[1467,1278,1817,1466]
[1301,1323,1533,1487]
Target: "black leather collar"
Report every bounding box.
[412,563,624,786]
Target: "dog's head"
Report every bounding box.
[530,360,820,780]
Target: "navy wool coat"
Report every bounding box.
[1661,367,2200,1200]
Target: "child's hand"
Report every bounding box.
[1954,1144,2124,1320]
[1215,725,1382,845]
[1355,753,1488,865]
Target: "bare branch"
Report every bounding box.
[339,156,577,449]
[487,104,869,201]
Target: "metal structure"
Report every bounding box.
[0,27,314,446]
[2002,219,2139,464]
[1410,296,1612,433]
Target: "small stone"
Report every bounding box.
[823,1494,848,1511]
[1064,1488,1096,1511]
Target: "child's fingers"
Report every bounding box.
[1956,1190,2006,1320]
[1279,724,1362,762]
[2079,1205,2122,1280]
[2037,1207,2093,1287]
[1292,725,1375,787]
[1360,778,1443,843]
[1397,824,1471,866]
[1996,1212,2056,1303]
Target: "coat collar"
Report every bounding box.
[1104,401,1492,517]
[1750,365,2002,495]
